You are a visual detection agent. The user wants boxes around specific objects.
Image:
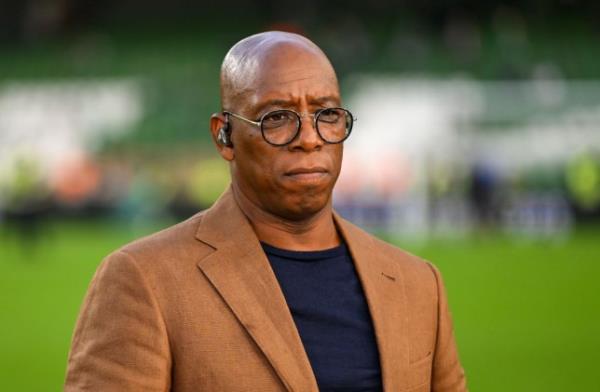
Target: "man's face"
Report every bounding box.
[228,44,343,220]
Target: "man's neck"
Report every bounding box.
[232,186,341,251]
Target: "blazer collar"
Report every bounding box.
[195,187,409,391]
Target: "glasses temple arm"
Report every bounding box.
[224,111,261,126]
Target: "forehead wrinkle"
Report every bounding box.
[247,88,340,115]
[270,75,324,86]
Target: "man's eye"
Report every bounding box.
[269,113,286,121]
[263,111,293,128]
[319,108,341,123]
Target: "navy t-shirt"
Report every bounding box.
[261,241,383,392]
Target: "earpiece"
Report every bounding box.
[217,121,232,146]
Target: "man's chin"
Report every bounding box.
[262,176,337,220]
[274,193,332,221]
[280,173,333,194]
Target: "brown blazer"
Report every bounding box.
[65,187,467,391]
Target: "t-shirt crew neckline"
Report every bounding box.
[260,241,348,262]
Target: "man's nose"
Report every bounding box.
[288,113,323,151]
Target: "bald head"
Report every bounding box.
[220,31,338,110]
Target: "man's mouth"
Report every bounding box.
[284,167,329,181]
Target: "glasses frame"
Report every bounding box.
[222,107,354,147]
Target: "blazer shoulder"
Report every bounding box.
[110,211,212,270]
[338,215,438,289]
[370,234,438,282]
[340,214,435,279]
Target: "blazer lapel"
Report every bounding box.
[195,188,318,392]
[334,212,411,391]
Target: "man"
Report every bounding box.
[65,31,467,391]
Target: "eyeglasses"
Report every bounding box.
[222,107,354,146]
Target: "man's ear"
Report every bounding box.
[210,113,234,161]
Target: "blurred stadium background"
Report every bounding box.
[1,0,600,390]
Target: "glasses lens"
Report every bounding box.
[261,110,300,145]
[316,108,352,143]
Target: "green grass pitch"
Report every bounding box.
[1,220,599,391]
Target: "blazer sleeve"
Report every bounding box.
[428,262,468,392]
[65,250,171,391]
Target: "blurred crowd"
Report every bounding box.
[0,150,230,235]
[2,0,600,241]
[2,145,599,242]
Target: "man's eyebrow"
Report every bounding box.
[252,99,295,117]
[253,96,341,116]
[308,96,340,106]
